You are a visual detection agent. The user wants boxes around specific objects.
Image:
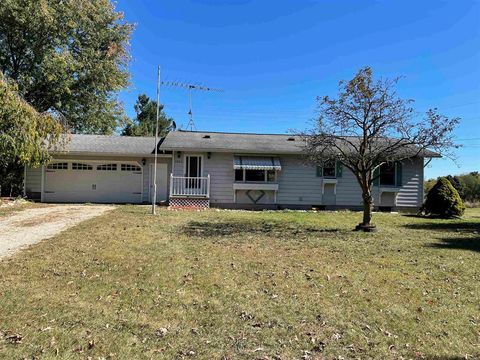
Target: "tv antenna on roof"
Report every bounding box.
[161,81,223,131]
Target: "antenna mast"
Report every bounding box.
[152,65,161,215]
[162,82,223,131]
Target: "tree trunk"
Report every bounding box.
[362,193,373,226]
[355,190,376,232]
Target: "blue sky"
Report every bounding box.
[116,0,479,179]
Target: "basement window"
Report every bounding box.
[97,163,117,171]
[72,163,93,170]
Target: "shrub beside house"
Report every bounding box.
[423,177,465,218]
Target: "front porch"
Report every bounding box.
[169,174,211,208]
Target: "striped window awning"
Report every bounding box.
[233,156,282,170]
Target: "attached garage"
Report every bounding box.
[44,161,143,203]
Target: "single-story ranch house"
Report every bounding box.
[24,130,439,211]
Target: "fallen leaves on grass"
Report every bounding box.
[3,332,23,344]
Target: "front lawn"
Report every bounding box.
[0,207,478,359]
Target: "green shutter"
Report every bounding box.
[316,165,323,177]
[396,162,403,187]
[336,161,343,178]
[373,167,380,186]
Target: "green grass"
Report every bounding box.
[0,207,479,359]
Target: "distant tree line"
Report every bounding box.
[425,172,480,204]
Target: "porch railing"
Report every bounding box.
[170,174,210,198]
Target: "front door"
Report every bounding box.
[185,155,202,189]
[185,155,202,178]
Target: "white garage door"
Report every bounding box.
[44,161,143,203]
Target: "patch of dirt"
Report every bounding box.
[12,209,69,227]
[0,205,115,259]
[182,220,341,238]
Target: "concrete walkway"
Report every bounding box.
[0,205,114,259]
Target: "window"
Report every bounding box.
[72,163,92,170]
[235,169,277,183]
[267,170,276,182]
[97,163,117,171]
[121,164,141,172]
[235,169,244,182]
[47,162,68,170]
[323,161,336,178]
[245,169,265,182]
[379,163,396,186]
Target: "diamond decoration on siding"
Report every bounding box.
[246,190,266,204]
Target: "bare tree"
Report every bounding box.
[301,67,459,231]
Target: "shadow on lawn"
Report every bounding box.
[402,217,480,253]
[182,220,340,238]
[403,220,480,233]
[426,235,480,253]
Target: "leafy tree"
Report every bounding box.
[0,0,133,134]
[445,175,465,199]
[425,172,480,203]
[423,177,465,218]
[301,67,460,231]
[0,73,65,195]
[460,172,480,203]
[122,94,173,137]
[424,178,437,195]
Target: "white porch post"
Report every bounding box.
[207,174,210,198]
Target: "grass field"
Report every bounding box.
[0,206,478,359]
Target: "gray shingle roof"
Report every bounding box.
[160,131,441,157]
[52,134,157,155]
[159,131,305,154]
[50,132,440,158]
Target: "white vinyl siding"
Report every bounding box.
[336,167,363,207]
[276,155,323,205]
[204,153,235,204]
[144,158,171,203]
[174,152,424,209]
[394,157,424,208]
[29,152,424,209]
[174,152,233,204]
[25,166,42,195]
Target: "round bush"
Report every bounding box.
[423,177,465,218]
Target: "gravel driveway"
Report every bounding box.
[0,205,115,259]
